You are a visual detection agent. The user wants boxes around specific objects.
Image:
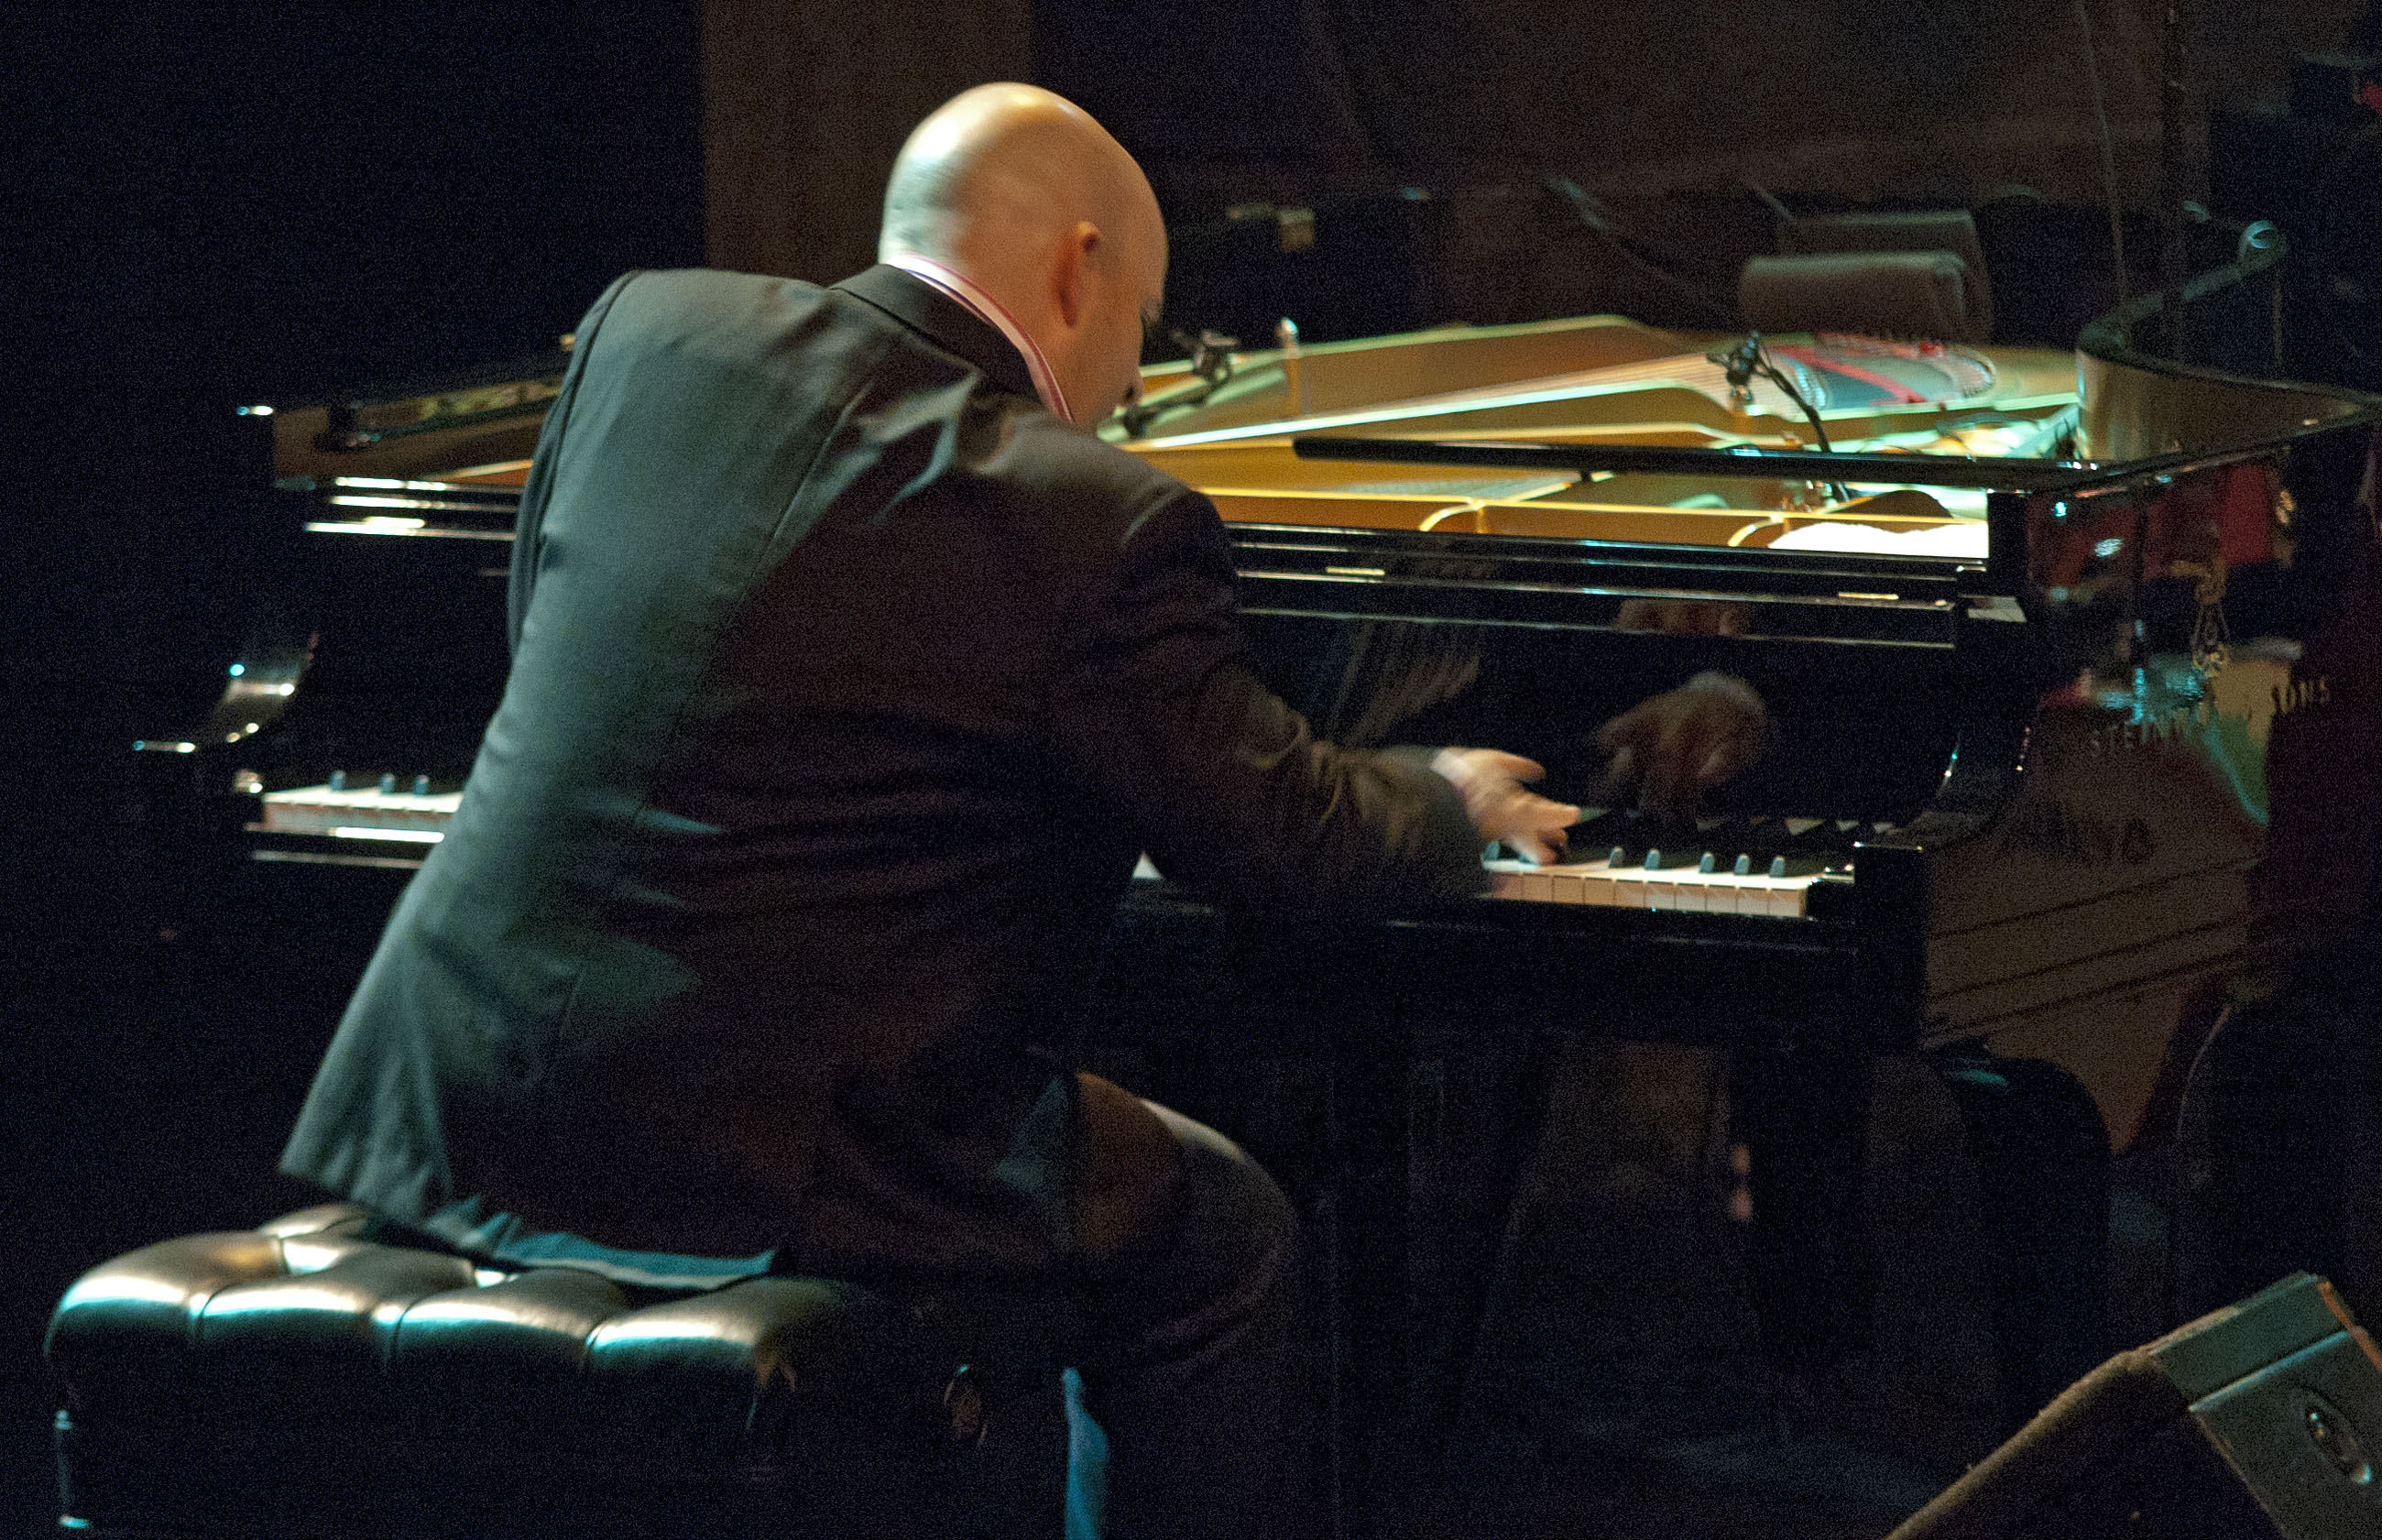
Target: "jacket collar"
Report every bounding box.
[834,264,1042,405]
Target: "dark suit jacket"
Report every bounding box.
[280,265,1482,1272]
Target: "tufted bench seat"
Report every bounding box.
[45,1204,1076,1538]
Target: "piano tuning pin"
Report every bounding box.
[1768,856,1787,879]
[1733,853,1753,876]
[1699,852,1717,873]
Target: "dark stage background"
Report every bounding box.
[6,8,706,1532]
[6,1,2375,1534]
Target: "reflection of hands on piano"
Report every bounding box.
[1429,748,1582,867]
[1613,597,1753,637]
[1596,671,1768,822]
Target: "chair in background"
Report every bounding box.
[1739,210,1996,344]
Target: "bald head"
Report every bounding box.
[879,84,1165,425]
[880,83,1158,279]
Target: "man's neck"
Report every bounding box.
[881,253,1072,423]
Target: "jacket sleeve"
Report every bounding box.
[1046,484,1487,913]
[507,271,640,655]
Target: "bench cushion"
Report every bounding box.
[46,1205,1066,1538]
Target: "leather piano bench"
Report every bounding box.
[44,1204,1074,1539]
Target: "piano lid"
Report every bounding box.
[2074,233,2382,461]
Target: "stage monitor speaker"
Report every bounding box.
[1889,1273,2382,1539]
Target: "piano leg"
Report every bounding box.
[1728,1038,2116,1436]
[1931,1052,2113,1430]
[1396,1024,1562,1449]
[1733,1033,1878,1394]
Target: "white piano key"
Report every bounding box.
[1477,850,1828,917]
[1482,856,1535,900]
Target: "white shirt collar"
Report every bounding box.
[882,254,1073,424]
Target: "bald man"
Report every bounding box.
[281,84,1574,1536]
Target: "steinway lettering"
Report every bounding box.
[1997,801,2158,867]
[2273,675,2333,715]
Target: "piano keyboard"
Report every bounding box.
[1474,809,1870,917]
[1483,850,1832,916]
[259,788,1857,915]
[1129,810,1863,917]
[258,782,462,842]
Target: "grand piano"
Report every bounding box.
[141,247,2381,1533]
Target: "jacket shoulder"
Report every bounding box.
[997,414,1203,526]
[605,267,832,318]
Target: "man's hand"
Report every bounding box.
[1432,748,1580,866]
[1596,672,1767,822]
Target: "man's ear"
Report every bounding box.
[1053,222,1101,330]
